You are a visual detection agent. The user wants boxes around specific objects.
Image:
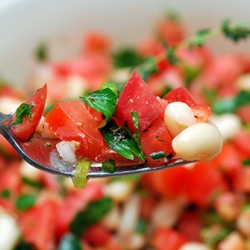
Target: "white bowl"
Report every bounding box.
[0,0,249,86]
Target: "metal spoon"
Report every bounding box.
[0,111,193,178]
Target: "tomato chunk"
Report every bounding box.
[11,84,47,141]
[45,100,104,161]
[115,71,163,133]
[140,116,174,167]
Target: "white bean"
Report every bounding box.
[172,122,223,161]
[180,242,210,250]
[164,102,197,138]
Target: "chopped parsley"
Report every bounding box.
[221,19,250,42]
[150,151,167,160]
[100,120,145,161]
[69,197,113,237]
[0,189,11,199]
[58,233,82,250]
[15,194,36,211]
[102,159,116,173]
[12,103,33,126]
[81,86,118,126]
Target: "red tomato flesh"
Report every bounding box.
[11,84,47,141]
[115,70,163,133]
[45,100,104,161]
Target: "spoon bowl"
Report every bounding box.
[0,111,194,178]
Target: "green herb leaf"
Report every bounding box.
[58,233,82,250]
[166,47,180,65]
[150,151,167,160]
[137,57,159,81]
[15,194,36,211]
[81,87,117,125]
[188,29,211,48]
[13,239,35,250]
[70,197,113,237]
[101,83,119,95]
[35,42,48,62]
[0,189,11,199]
[112,48,144,68]
[100,121,145,161]
[221,19,250,42]
[12,103,32,126]
[212,90,250,114]
[102,159,116,173]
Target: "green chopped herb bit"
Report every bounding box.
[12,103,32,126]
[102,159,116,173]
[136,219,147,234]
[166,47,180,65]
[101,83,119,95]
[13,239,35,250]
[100,120,145,161]
[221,19,250,42]
[35,42,48,62]
[58,233,82,250]
[137,57,159,81]
[112,48,144,69]
[212,90,250,114]
[15,194,36,211]
[242,158,250,166]
[81,87,118,126]
[0,189,11,199]
[69,197,113,237]
[150,151,167,160]
[21,177,43,189]
[72,159,91,189]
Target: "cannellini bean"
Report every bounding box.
[217,231,247,250]
[172,122,223,161]
[102,205,121,231]
[236,208,250,237]
[211,113,242,140]
[103,180,136,203]
[0,211,20,250]
[151,199,182,228]
[179,242,211,250]
[124,233,146,250]
[164,102,197,138]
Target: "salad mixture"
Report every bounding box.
[0,14,250,250]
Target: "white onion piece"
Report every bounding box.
[56,141,77,165]
[164,102,197,138]
[36,116,58,139]
[172,122,223,161]
[0,211,20,250]
[180,243,210,250]
[118,194,140,247]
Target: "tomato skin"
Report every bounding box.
[45,100,104,161]
[19,199,59,250]
[10,84,47,141]
[186,162,228,206]
[151,227,188,250]
[141,166,189,198]
[115,71,163,133]
[140,116,174,167]
[164,86,196,107]
[191,104,211,122]
[83,223,112,246]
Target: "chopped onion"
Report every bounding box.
[56,141,77,165]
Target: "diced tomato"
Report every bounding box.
[191,104,211,122]
[177,211,203,242]
[156,18,186,46]
[186,162,228,206]
[0,135,19,157]
[141,166,189,198]
[164,86,196,106]
[45,100,104,161]
[83,223,112,246]
[10,84,47,141]
[151,227,188,250]
[115,71,163,133]
[19,199,59,250]
[233,130,250,158]
[55,182,104,237]
[212,142,241,176]
[233,167,250,193]
[83,32,111,54]
[0,160,22,212]
[140,116,174,167]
